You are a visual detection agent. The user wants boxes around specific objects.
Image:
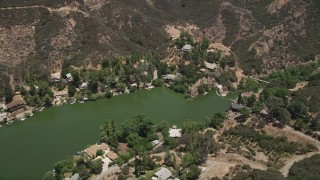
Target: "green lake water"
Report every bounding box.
[0,87,231,179]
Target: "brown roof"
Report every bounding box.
[106,151,118,161]
[84,143,109,158]
[6,99,25,110]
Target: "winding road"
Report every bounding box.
[279,126,320,177]
[0,5,89,17]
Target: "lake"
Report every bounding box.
[0,87,231,179]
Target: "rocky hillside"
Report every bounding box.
[0,0,319,93]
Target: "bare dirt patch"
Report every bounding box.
[263,125,320,149]
[268,0,291,14]
[289,81,308,91]
[164,23,200,39]
[208,43,231,56]
[200,159,235,179]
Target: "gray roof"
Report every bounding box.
[231,103,244,110]
[70,173,79,180]
[155,167,172,180]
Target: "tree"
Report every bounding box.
[288,100,307,119]
[182,152,196,168]
[207,113,225,129]
[121,165,130,175]
[240,107,251,120]
[183,120,201,134]
[43,94,53,106]
[310,114,320,131]
[90,159,103,174]
[3,84,14,103]
[164,151,176,167]
[68,85,76,97]
[105,90,113,99]
[276,108,291,127]
[43,171,55,180]
[71,70,81,87]
[100,120,119,148]
[122,115,154,139]
[182,165,201,180]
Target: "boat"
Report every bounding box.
[20,118,26,121]
[6,121,13,125]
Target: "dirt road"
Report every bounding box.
[279,126,320,177]
[0,5,89,17]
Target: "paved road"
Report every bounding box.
[95,165,120,180]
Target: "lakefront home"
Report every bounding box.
[169,126,182,138]
[84,143,109,159]
[6,99,26,112]
[230,103,244,112]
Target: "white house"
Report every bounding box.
[182,44,192,52]
[169,128,182,138]
[152,140,160,146]
[66,73,73,82]
[80,82,89,90]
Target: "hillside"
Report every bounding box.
[0,0,320,95]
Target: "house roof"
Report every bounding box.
[231,103,244,110]
[50,72,61,80]
[66,73,72,78]
[106,151,118,161]
[6,99,25,110]
[162,74,178,80]
[169,128,182,138]
[54,91,68,97]
[204,61,217,70]
[241,92,253,98]
[182,44,192,51]
[84,143,109,158]
[155,167,172,180]
[260,109,268,115]
[152,140,160,145]
[70,173,79,180]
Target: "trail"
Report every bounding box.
[279,126,320,177]
[0,5,89,17]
